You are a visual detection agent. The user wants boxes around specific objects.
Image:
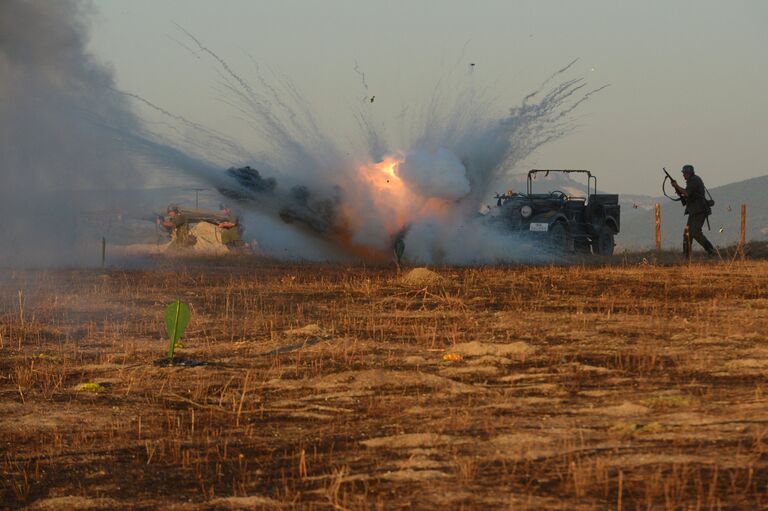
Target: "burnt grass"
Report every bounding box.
[1,257,768,510]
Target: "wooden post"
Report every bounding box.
[617,469,623,511]
[684,225,692,264]
[740,204,746,247]
[101,237,106,268]
[655,203,661,252]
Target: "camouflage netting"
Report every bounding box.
[167,222,230,255]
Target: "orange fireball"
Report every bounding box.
[323,153,462,261]
[358,155,415,236]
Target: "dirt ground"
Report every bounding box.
[2,257,768,510]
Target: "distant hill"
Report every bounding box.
[619,175,768,250]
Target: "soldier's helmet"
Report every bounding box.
[166,204,180,214]
[682,164,694,174]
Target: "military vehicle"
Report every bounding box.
[487,169,620,255]
[158,205,247,252]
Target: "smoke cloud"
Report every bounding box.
[397,149,470,200]
[0,2,607,266]
[156,40,605,264]
[0,0,144,266]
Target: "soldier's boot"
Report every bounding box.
[692,229,716,257]
[702,239,716,257]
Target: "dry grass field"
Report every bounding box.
[2,256,768,510]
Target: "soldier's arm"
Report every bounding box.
[217,214,237,229]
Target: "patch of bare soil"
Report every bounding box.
[207,495,284,509]
[274,368,484,395]
[451,340,534,358]
[588,401,651,416]
[361,433,468,449]
[284,323,323,336]
[399,267,445,286]
[26,496,123,510]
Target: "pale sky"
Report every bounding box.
[88,0,768,196]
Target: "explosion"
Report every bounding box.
[356,151,463,246]
[358,155,413,236]
[0,0,609,267]
[112,31,607,264]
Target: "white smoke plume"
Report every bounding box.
[397,149,470,200]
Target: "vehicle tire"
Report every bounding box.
[549,222,573,254]
[574,240,592,255]
[594,227,615,256]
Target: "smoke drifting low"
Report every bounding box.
[0,0,144,266]
[150,36,606,264]
[0,1,607,266]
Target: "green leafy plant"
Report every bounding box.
[165,299,190,361]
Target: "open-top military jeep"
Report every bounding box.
[488,169,620,255]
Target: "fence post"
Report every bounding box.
[655,203,661,252]
[684,225,692,264]
[740,204,746,247]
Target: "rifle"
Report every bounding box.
[662,167,686,206]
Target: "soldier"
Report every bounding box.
[157,205,194,247]
[217,204,245,249]
[671,164,715,257]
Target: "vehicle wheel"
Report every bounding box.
[549,222,573,254]
[574,240,592,255]
[594,228,615,256]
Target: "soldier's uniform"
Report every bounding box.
[217,209,245,249]
[160,207,195,248]
[219,220,242,247]
[171,212,196,247]
[683,171,715,256]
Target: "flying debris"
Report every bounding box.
[219,166,276,198]
[370,95,375,103]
